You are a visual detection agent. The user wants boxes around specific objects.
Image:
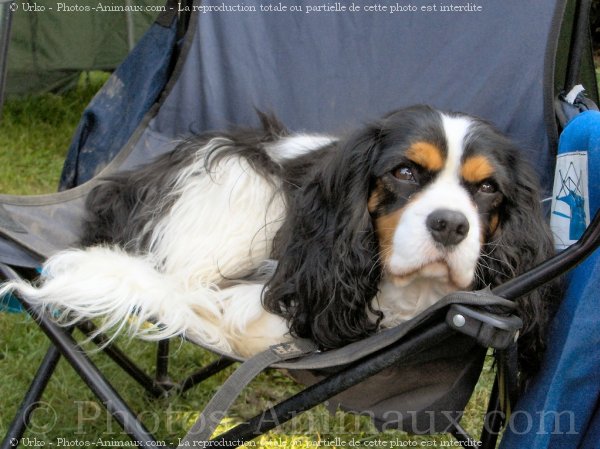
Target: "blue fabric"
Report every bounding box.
[500,111,600,449]
[559,112,600,214]
[151,0,562,194]
[0,293,24,313]
[58,17,177,189]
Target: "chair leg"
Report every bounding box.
[480,377,503,449]
[0,345,61,449]
[18,299,158,447]
[179,357,235,393]
[155,339,177,391]
[449,422,480,448]
[76,321,167,398]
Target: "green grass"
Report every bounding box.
[0,72,110,195]
[0,74,496,447]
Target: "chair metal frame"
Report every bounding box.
[1,207,599,448]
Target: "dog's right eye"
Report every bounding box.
[392,165,416,183]
[478,179,498,194]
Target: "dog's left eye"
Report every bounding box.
[392,165,416,182]
[478,180,498,194]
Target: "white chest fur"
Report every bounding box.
[375,276,458,328]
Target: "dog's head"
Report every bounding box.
[265,105,555,373]
[368,106,510,291]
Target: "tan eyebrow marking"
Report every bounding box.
[405,141,444,172]
[461,155,495,183]
[489,212,500,235]
[368,180,384,214]
[374,209,404,266]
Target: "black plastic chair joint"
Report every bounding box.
[446,304,522,350]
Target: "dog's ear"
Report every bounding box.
[477,151,558,378]
[263,127,384,349]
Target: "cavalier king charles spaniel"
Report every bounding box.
[3,105,555,372]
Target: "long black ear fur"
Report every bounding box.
[263,128,384,349]
[476,149,559,379]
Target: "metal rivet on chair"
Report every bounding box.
[452,314,466,328]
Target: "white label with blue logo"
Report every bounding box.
[550,151,590,249]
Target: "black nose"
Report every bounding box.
[426,209,470,247]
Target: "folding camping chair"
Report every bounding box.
[1,0,600,447]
